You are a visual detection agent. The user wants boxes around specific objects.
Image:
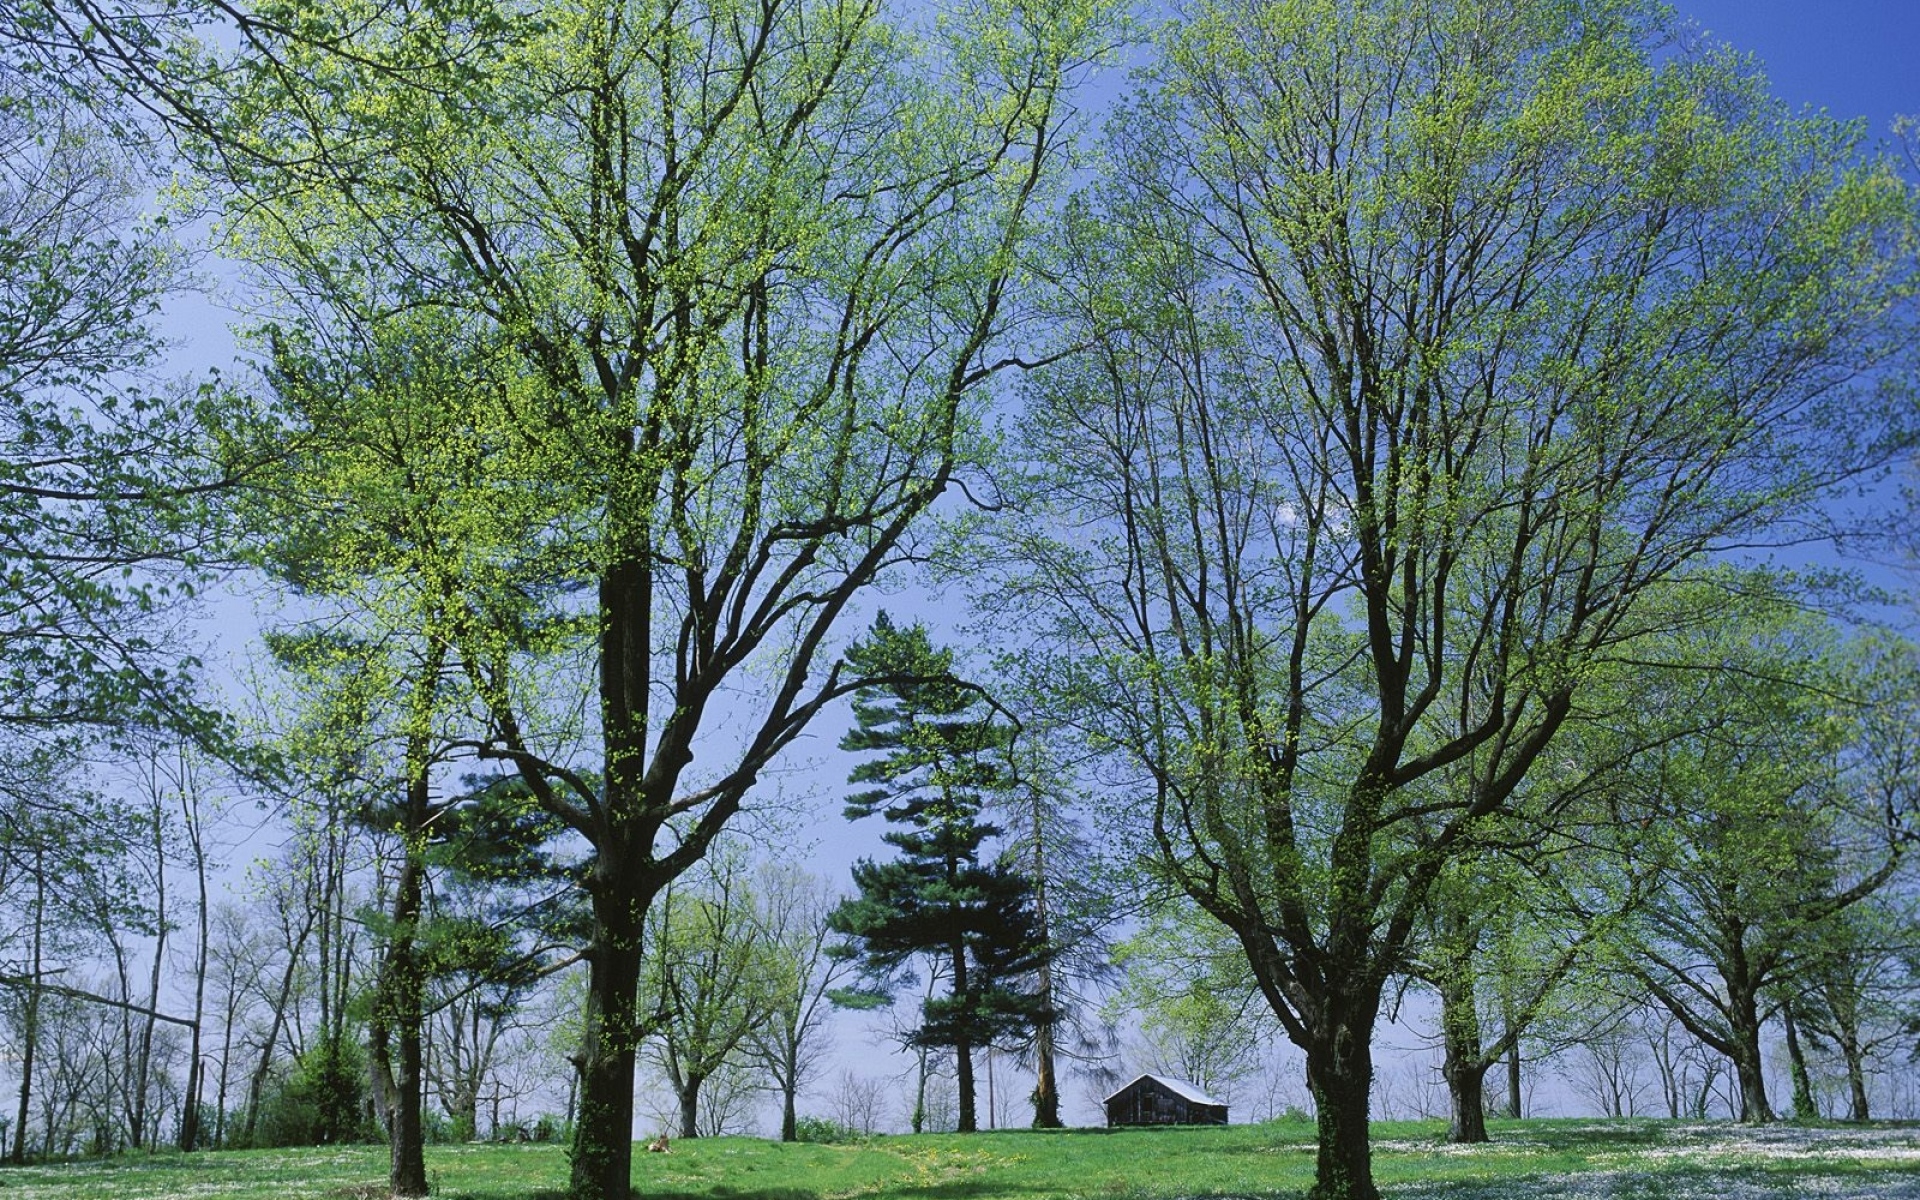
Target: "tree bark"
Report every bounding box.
[779,1077,798,1143]
[1781,1006,1816,1121]
[1438,955,1488,1143]
[676,1072,703,1139]
[242,908,313,1144]
[1306,1017,1379,1200]
[1844,1047,1871,1123]
[955,1038,977,1133]
[1504,1042,1522,1120]
[952,927,977,1134]
[1830,1006,1872,1122]
[1501,982,1523,1120]
[372,641,446,1197]
[1026,783,1062,1129]
[1444,1060,1489,1144]
[569,865,647,1200]
[1729,987,1774,1123]
[132,799,167,1150]
[180,778,211,1152]
[1031,1018,1061,1129]
[372,848,429,1195]
[11,853,44,1164]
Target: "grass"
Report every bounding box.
[3,1119,1918,1200]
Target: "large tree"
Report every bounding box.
[991,1,1916,1195]
[165,1,1108,1193]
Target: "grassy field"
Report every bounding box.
[4,1119,1919,1200]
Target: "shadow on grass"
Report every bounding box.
[484,1182,1079,1200]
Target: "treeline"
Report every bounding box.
[3,607,1917,1166]
[2,1,1919,1199]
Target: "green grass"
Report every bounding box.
[4,1119,1919,1199]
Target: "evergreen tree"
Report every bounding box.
[829,615,1052,1133]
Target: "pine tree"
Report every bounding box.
[828,615,1052,1133]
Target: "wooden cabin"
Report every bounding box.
[1103,1074,1229,1127]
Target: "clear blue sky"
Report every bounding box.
[1676,0,1917,139]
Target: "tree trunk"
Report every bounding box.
[1031,1017,1061,1129]
[373,851,430,1196]
[1026,782,1062,1130]
[951,915,977,1133]
[912,1045,928,1134]
[779,1045,799,1142]
[180,782,211,1152]
[1729,989,1774,1123]
[373,645,444,1198]
[1504,1042,1522,1120]
[1781,1006,1816,1121]
[1438,960,1488,1143]
[1733,1043,1774,1124]
[569,872,646,1200]
[955,1037,977,1134]
[11,854,44,1164]
[1305,1019,1379,1200]
[132,800,167,1151]
[243,909,312,1144]
[1444,1061,1488,1144]
[1500,982,1522,1120]
[676,1072,703,1139]
[1842,1035,1871,1122]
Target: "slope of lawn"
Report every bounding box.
[4,1118,1919,1199]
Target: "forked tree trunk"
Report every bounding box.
[1845,1050,1871,1123]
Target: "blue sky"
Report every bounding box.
[1676,0,1916,139]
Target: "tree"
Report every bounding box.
[1794,897,1920,1121]
[989,731,1122,1128]
[1110,899,1270,1104]
[418,775,580,1142]
[829,615,1054,1134]
[640,848,782,1140]
[244,303,561,1194]
[154,0,1111,1191]
[0,41,235,769]
[1412,840,1598,1142]
[745,864,856,1143]
[991,1,1916,1193]
[1608,617,1907,1123]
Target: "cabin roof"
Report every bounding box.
[1101,1073,1227,1109]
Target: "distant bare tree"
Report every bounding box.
[829,1072,889,1137]
[745,864,854,1142]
